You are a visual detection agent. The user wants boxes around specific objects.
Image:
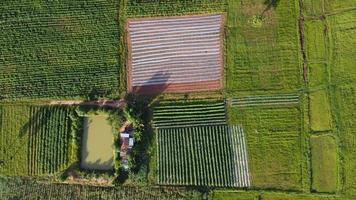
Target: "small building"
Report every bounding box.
[119,131,134,170]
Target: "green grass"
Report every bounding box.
[334,85,356,195]
[302,0,328,16]
[0,1,121,99]
[261,192,346,200]
[211,190,259,200]
[0,105,30,175]
[228,104,304,190]
[210,191,348,200]
[0,105,75,176]
[226,0,302,93]
[304,20,328,63]
[329,0,356,12]
[329,10,356,85]
[309,90,332,132]
[310,135,338,193]
[126,0,226,17]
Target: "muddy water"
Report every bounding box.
[81,115,114,170]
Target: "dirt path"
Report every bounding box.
[49,99,125,108]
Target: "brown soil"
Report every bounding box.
[132,80,221,94]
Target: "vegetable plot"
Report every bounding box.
[153,99,227,128]
[157,125,250,187]
[127,14,224,93]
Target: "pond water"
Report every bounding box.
[81,115,114,170]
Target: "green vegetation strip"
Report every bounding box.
[231,94,299,107]
[0,177,198,200]
[335,86,356,195]
[153,100,227,128]
[309,90,332,132]
[211,190,347,200]
[126,0,226,17]
[310,135,338,193]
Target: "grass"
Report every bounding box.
[226,0,302,93]
[310,135,338,193]
[261,192,346,200]
[210,190,347,200]
[329,10,356,85]
[81,115,114,170]
[0,105,30,175]
[228,103,304,190]
[0,1,121,99]
[304,20,329,87]
[334,85,356,195]
[309,90,332,132]
[211,190,259,200]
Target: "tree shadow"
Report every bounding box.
[131,71,171,95]
[262,0,280,16]
[20,106,52,138]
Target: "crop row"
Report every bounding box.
[157,125,250,187]
[230,94,299,107]
[28,106,72,175]
[153,99,227,128]
[127,0,226,17]
[0,1,120,99]
[1,177,196,200]
[128,14,223,88]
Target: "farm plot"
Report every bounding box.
[1,177,198,200]
[230,93,299,107]
[335,85,356,195]
[127,14,224,94]
[153,99,227,128]
[28,106,73,175]
[127,0,226,17]
[226,0,302,93]
[0,105,31,175]
[157,125,250,187]
[0,105,74,176]
[310,135,338,193]
[0,1,121,99]
[329,10,356,85]
[228,102,305,191]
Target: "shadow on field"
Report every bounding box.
[263,0,280,14]
[20,107,52,137]
[115,71,170,184]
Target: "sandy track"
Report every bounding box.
[49,99,125,108]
